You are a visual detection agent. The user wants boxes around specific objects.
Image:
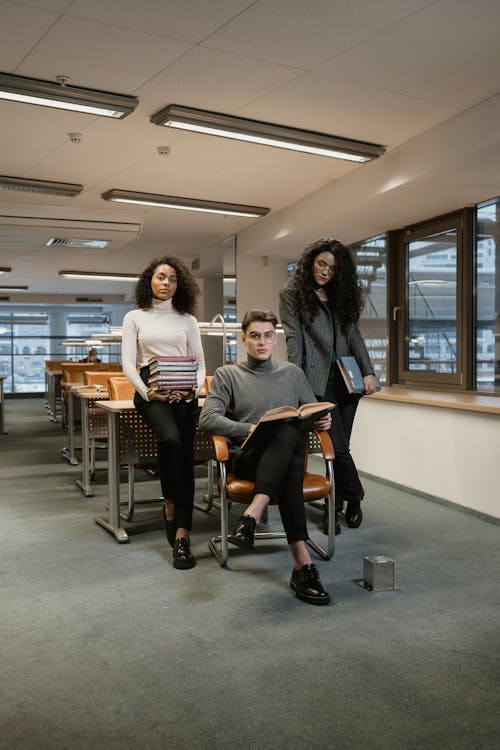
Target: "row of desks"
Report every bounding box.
[60,387,214,544]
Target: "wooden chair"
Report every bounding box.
[83,372,124,472]
[84,370,123,388]
[207,429,336,566]
[108,376,135,401]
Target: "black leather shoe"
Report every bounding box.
[228,514,256,550]
[322,506,341,536]
[162,504,176,548]
[345,497,363,528]
[290,564,331,605]
[173,537,195,569]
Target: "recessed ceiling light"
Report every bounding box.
[150,104,385,162]
[0,285,28,291]
[0,72,138,119]
[59,270,139,281]
[101,189,270,218]
[0,267,12,275]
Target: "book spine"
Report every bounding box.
[150,356,196,363]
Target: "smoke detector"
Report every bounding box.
[68,132,83,144]
[157,146,171,156]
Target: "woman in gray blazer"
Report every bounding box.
[279,238,376,533]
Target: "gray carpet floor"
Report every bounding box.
[0,399,499,750]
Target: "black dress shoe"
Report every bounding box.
[290,564,331,605]
[345,497,363,528]
[228,514,256,550]
[162,504,177,548]
[322,506,341,536]
[173,537,195,569]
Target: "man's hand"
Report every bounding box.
[314,412,332,431]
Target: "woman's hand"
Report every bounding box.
[363,374,377,395]
[314,412,332,431]
[148,388,195,403]
[147,388,170,402]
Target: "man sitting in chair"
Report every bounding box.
[199,309,333,606]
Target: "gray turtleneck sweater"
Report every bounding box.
[198,355,316,444]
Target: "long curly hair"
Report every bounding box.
[289,238,363,332]
[135,256,200,314]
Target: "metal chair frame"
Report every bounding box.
[207,429,336,567]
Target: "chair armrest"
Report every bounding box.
[314,429,335,460]
[211,434,230,462]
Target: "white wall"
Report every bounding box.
[236,254,288,361]
[351,398,499,519]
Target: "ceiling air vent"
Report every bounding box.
[76,297,104,303]
[47,238,110,248]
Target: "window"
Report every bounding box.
[0,313,50,394]
[476,199,500,393]
[0,308,115,394]
[392,210,473,390]
[349,234,388,383]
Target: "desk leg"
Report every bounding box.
[76,398,94,496]
[62,390,78,465]
[95,411,128,543]
[0,379,6,435]
[44,371,49,409]
[49,376,59,423]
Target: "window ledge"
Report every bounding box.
[368,386,500,415]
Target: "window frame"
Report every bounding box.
[390,209,474,391]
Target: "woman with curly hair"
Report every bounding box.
[279,238,376,533]
[122,256,205,569]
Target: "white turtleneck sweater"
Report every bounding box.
[121,298,206,401]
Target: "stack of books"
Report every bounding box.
[148,355,198,393]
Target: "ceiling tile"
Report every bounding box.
[16,15,192,92]
[203,0,434,68]
[0,0,58,69]
[66,0,253,43]
[316,0,500,94]
[136,45,302,114]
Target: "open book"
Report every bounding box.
[337,356,381,395]
[240,401,334,449]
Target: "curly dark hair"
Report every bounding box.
[288,238,363,333]
[134,256,200,314]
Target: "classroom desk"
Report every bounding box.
[0,376,6,435]
[94,400,153,542]
[94,400,215,544]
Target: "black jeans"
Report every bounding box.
[235,422,308,544]
[321,363,364,505]
[133,392,198,531]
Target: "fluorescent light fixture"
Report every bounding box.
[101,189,270,218]
[150,104,385,162]
[47,238,110,248]
[0,267,11,275]
[59,270,139,281]
[0,285,28,291]
[0,72,138,119]
[0,175,83,197]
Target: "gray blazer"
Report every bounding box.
[279,281,374,397]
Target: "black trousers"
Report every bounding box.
[235,422,308,544]
[321,363,364,505]
[133,392,198,531]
